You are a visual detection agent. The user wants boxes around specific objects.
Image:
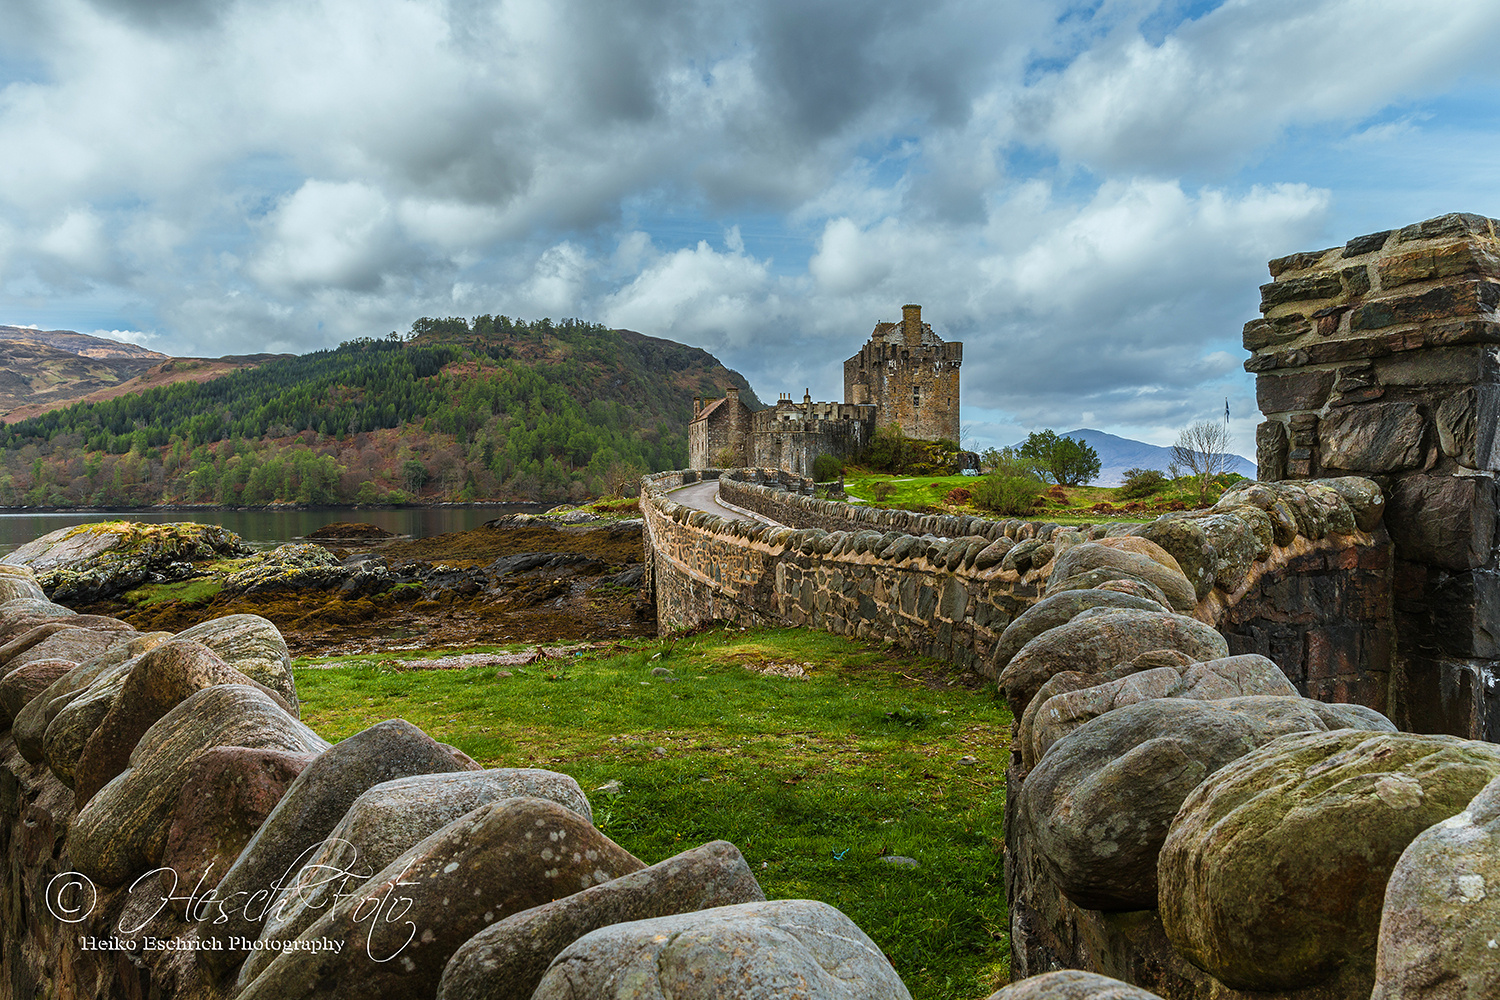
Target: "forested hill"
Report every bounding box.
[0,316,762,507]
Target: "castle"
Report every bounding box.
[688,304,962,475]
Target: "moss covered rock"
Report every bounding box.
[1159,730,1500,992]
[2,521,251,602]
[1373,772,1500,1000]
[1021,696,1389,912]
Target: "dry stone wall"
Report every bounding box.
[0,552,911,1000]
[1248,212,1500,740]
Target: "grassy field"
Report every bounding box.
[293,627,1014,1000]
[840,468,1227,525]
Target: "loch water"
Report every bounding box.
[0,505,552,557]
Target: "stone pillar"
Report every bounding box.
[902,303,922,346]
[1247,212,1500,739]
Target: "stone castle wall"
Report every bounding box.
[748,400,876,477]
[843,304,962,443]
[686,389,750,469]
[1248,212,1500,739]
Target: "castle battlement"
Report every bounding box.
[689,304,962,474]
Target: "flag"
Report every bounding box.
[1224,398,1230,422]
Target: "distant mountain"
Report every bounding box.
[0,325,284,421]
[0,325,167,360]
[1058,428,1256,487]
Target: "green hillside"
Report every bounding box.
[0,316,762,507]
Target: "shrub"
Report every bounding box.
[945,487,972,505]
[871,481,896,503]
[812,453,844,482]
[1118,468,1168,499]
[971,474,1045,515]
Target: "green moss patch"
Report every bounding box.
[120,578,223,607]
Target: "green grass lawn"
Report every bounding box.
[293,627,1014,1000]
[840,468,1222,526]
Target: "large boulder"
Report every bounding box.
[1372,772,1500,999]
[1045,543,1197,612]
[0,658,77,726]
[70,684,331,886]
[0,597,76,642]
[0,619,136,678]
[986,970,1166,999]
[438,840,766,1000]
[164,746,317,891]
[997,609,1228,715]
[990,591,1168,678]
[240,767,596,986]
[113,746,318,945]
[171,615,298,714]
[10,631,168,762]
[1159,730,1500,992]
[1020,696,1392,911]
[1020,654,1303,770]
[1016,650,1195,775]
[236,797,646,1000]
[199,718,477,969]
[2,520,251,602]
[530,899,912,1000]
[72,639,294,805]
[0,570,47,604]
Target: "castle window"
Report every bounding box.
[913,388,921,407]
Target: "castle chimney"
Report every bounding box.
[803,388,812,407]
[902,304,922,346]
[726,386,740,403]
[693,395,702,417]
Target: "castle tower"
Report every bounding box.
[843,304,962,442]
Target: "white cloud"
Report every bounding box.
[0,0,1496,461]
[250,180,407,292]
[1022,0,1500,175]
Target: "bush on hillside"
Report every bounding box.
[972,474,1045,515]
[812,453,844,482]
[1119,468,1168,499]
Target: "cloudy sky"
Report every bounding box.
[2,0,1498,456]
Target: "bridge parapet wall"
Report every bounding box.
[644,471,1393,699]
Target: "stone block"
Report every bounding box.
[1351,279,1500,331]
[1242,315,1310,350]
[1342,230,1393,257]
[1317,402,1426,473]
[1386,475,1496,570]
[1268,248,1337,277]
[1392,654,1500,741]
[1328,362,1385,405]
[1378,241,1500,289]
[1436,384,1500,470]
[1394,563,1500,660]
[1374,344,1499,386]
[1255,370,1333,413]
[1395,213,1495,244]
[1424,318,1500,345]
[1260,273,1344,310]
[1256,421,1288,482]
[1342,265,1371,297]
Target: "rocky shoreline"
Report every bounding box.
[6,515,655,657]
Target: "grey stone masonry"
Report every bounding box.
[1247,212,1500,740]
